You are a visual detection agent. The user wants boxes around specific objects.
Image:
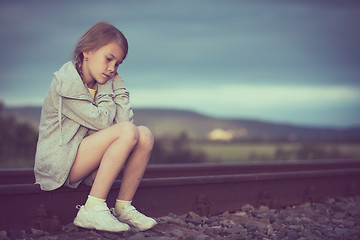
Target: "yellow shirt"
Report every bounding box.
[88,87,97,100]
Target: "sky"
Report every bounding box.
[0,0,360,128]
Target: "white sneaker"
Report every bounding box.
[113,205,157,231]
[73,203,130,232]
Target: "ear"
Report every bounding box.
[82,50,90,59]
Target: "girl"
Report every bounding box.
[34,21,157,232]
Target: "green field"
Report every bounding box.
[0,157,34,169]
[189,141,360,163]
[2,141,360,169]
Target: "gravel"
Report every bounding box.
[1,195,360,240]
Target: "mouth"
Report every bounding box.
[103,73,111,79]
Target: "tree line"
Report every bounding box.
[0,103,38,167]
[0,103,206,168]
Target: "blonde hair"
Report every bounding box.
[73,21,128,79]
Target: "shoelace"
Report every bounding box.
[128,209,143,220]
[78,205,118,220]
[111,207,145,220]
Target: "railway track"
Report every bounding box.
[1,159,360,230]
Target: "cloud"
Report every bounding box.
[1,0,360,127]
[131,84,360,107]
[130,84,360,126]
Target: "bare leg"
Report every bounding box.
[117,126,154,200]
[69,121,139,199]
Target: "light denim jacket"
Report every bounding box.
[34,61,134,191]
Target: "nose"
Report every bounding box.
[108,64,115,73]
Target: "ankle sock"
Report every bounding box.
[84,195,106,211]
[115,199,132,214]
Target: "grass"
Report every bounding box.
[190,142,275,162]
[190,141,360,163]
[1,141,360,169]
[0,157,34,169]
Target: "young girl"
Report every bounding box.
[34,21,157,232]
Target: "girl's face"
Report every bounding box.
[82,42,125,86]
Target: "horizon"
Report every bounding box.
[1,0,360,128]
[3,103,360,130]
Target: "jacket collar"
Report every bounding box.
[54,61,92,101]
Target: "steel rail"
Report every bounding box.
[1,159,360,184]
[0,160,359,230]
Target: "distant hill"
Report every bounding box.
[3,106,360,141]
[3,106,42,130]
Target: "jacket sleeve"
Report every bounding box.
[112,77,134,123]
[58,80,117,131]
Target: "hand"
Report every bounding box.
[113,71,122,81]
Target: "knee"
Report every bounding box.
[114,121,139,146]
[137,126,154,151]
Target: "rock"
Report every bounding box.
[102,232,120,239]
[227,233,244,240]
[204,226,221,236]
[267,224,275,235]
[300,216,313,223]
[275,228,287,239]
[38,236,58,240]
[149,237,173,240]
[234,211,248,217]
[326,198,336,205]
[303,231,319,240]
[187,222,196,229]
[143,230,157,238]
[61,223,78,233]
[168,212,178,218]
[278,210,290,220]
[169,217,187,226]
[301,202,312,208]
[194,234,209,240]
[186,219,202,226]
[187,211,203,221]
[241,204,255,212]
[258,205,270,211]
[286,229,299,239]
[157,216,173,223]
[170,229,184,238]
[67,231,103,239]
[268,215,276,224]
[316,215,330,224]
[244,223,258,232]
[8,229,26,239]
[333,211,346,219]
[56,235,72,240]
[334,227,349,237]
[284,216,294,223]
[220,211,230,217]
[206,216,220,227]
[227,225,243,234]
[219,219,236,228]
[128,232,146,240]
[30,228,44,237]
[0,231,7,240]
[341,219,355,227]
[288,224,302,231]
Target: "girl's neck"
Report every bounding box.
[80,63,96,89]
[84,80,96,90]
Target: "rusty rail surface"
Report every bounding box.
[2,159,360,184]
[0,159,360,230]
